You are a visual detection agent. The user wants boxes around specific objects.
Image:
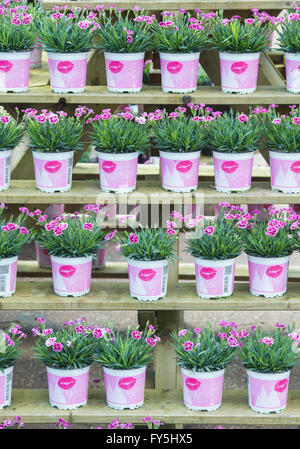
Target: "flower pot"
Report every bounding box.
[92,248,107,269]
[104,52,145,93]
[160,52,200,93]
[103,366,146,410]
[285,53,300,94]
[247,370,290,414]
[181,367,225,411]
[269,151,300,193]
[0,51,30,92]
[35,243,51,269]
[194,257,236,299]
[219,52,260,94]
[0,366,13,409]
[128,259,169,301]
[30,40,42,68]
[32,150,73,193]
[0,150,12,191]
[46,366,90,410]
[248,255,290,298]
[0,256,18,298]
[213,151,254,193]
[50,255,92,297]
[159,150,201,192]
[97,151,138,193]
[47,52,89,93]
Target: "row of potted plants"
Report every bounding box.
[1,319,298,415]
[0,4,299,94]
[1,104,300,194]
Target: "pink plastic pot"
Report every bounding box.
[0,366,13,409]
[50,255,92,297]
[104,52,145,93]
[213,151,254,193]
[194,257,236,299]
[248,255,290,298]
[160,52,200,93]
[128,259,169,301]
[97,151,138,193]
[285,53,300,93]
[160,150,201,192]
[46,366,90,410]
[92,248,107,269]
[181,367,225,411]
[219,52,260,94]
[270,151,300,193]
[47,52,88,93]
[0,256,18,298]
[30,40,42,68]
[247,370,290,414]
[32,150,73,193]
[103,366,146,410]
[0,150,12,191]
[35,243,51,269]
[0,51,30,92]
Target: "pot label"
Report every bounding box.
[118,377,137,390]
[166,61,183,74]
[58,377,77,390]
[265,265,283,279]
[185,377,201,391]
[274,378,289,393]
[0,61,13,73]
[290,161,300,174]
[231,61,248,74]
[221,160,239,174]
[59,265,77,278]
[109,61,124,73]
[57,61,74,74]
[102,160,117,173]
[44,160,62,174]
[176,160,193,173]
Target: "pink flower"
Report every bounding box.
[183,341,194,351]
[275,322,285,328]
[53,226,63,236]
[167,228,176,235]
[238,114,248,123]
[146,337,156,347]
[272,118,281,125]
[83,223,94,231]
[93,328,104,338]
[129,233,139,244]
[7,223,19,231]
[105,230,117,241]
[131,331,142,339]
[35,114,47,123]
[204,226,215,235]
[178,329,187,336]
[53,342,63,352]
[19,227,29,234]
[37,317,45,323]
[227,336,239,347]
[193,328,202,334]
[45,337,57,347]
[42,328,53,336]
[78,20,90,29]
[245,18,255,24]
[266,226,278,236]
[218,332,227,339]
[48,114,59,124]
[237,219,248,229]
[0,115,10,124]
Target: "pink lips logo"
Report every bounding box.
[58,377,77,390]
[231,61,248,74]
[290,161,300,173]
[109,61,124,74]
[118,377,136,390]
[221,160,239,174]
[57,61,74,74]
[176,160,193,173]
[44,161,62,174]
[102,160,117,173]
[0,60,13,73]
[59,265,76,278]
[185,377,201,391]
[138,269,156,282]
[200,267,217,280]
[266,265,283,278]
[167,61,183,74]
[274,378,289,393]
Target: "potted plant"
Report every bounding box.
[0,324,27,409]
[115,226,178,301]
[95,323,159,409]
[239,323,299,413]
[33,317,100,410]
[185,205,243,299]
[211,13,274,93]
[39,9,94,93]
[0,9,36,92]
[89,109,150,193]
[171,322,242,411]
[95,8,154,93]
[153,11,212,93]
[25,107,89,193]
[208,110,262,192]
[151,106,210,192]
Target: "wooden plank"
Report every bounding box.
[258,52,285,87]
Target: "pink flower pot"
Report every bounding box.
[0,51,30,93]
[0,366,13,409]
[103,366,146,410]
[50,255,92,297]
[128,259,169,301]
[248,255,290,298]
[104,52,145,93]
[160,52,200,93]
[97,151,138,193]
[160,150,201,192]
[0,150,12,191]
[30,40,42,68]
[194,257,236,299]
[32,150,73,193]
[92,248,107,269]
[181,367,225,411]
[213,151,254,193]
[46,366,90,410]
[270,151,300,193]
[219,52,260,94]
[35,243,51,269]
[0,256,18,298]
[285,53,300,93]
[247,370,290,414]
[47,51,89,93]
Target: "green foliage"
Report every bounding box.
[0,324,27,371]
[262,108,300,153]
[0,11,37,52]
[278,16,300,53]
[0,209,32,259]
[0,114,25,150]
